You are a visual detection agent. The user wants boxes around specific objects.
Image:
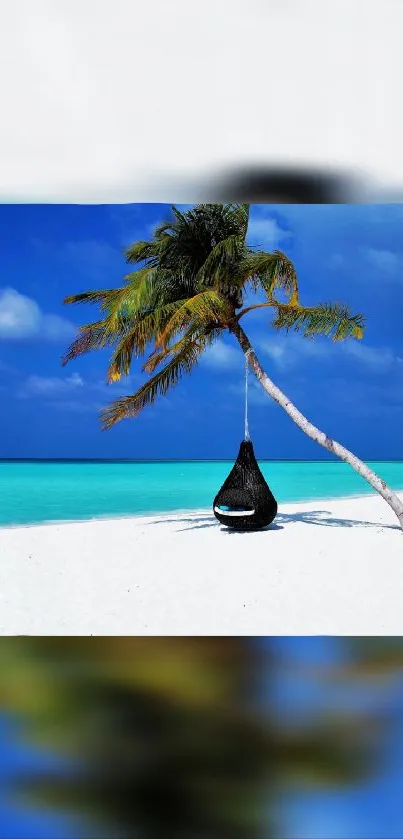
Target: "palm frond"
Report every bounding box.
[171,206,189,224]
[63,289,120,307]
[124,240,157,265]
[106,301,187,383]
[90,268,172,338]
[239,250,299,301]
[102,341,203,429]
[63,269,165,369]
[107,331,138,383]
[274,711,386,786]
[229,203,250,242]
[272,302,365,341]
[108,267,160,314]
[62,320,117,366]
[236,302,276,322]
[64,277,151,318]
[195,234,244,290]
[63,269,180,371]
[143,323,223,374]
[156,290,232,349]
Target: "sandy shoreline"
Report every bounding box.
[1,492,402,635]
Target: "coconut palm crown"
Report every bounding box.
[62,203,363,429]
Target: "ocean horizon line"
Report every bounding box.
[1,457,403,464]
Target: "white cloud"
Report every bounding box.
[342,341,402,373]
[247,213,291,249]
[47,399,103,414]
[68,372,84,386]
[365,247,400,274]
[0,288,41,339]
[199,330,401,382]
[40,313,77,341]
[0,287,75,342]
[92,374,142,397]
[201,340,242,370]
[16,370,143,411]
[18,372,84,398]
[257,332,402,374]
[258,334,329,370]
[260,339,290,365]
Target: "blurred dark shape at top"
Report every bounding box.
[208,165,364,204]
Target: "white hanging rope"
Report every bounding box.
[244,348,253,441]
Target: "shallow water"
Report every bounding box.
[0,459,402,527]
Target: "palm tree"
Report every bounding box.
[0,638,394,839]
[62,203,403,528]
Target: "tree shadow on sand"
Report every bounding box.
[147,510,400,533]
[275,510,400,532]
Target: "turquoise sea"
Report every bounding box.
[0,459,402,527]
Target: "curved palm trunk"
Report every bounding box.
[231,323,403,530]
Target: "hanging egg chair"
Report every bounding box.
[213,350,278,532]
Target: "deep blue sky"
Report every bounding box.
[0,203,402,460]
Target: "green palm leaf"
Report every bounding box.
[195,235,244,290]
[239,250,299,300]
[106,301,190,382]
[62,319,117,366]
[124,240,157,265]
[156,290,232,349]
[102,340,204,428]
[272,302,365,341]
[144,323,223,374]
[64,288,121,307]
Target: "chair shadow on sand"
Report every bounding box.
[148,509,400,533]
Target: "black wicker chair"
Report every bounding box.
[213,440,278,531]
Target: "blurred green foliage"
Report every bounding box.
[1,638,403,839]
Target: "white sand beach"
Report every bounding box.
[1,492,402,636]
